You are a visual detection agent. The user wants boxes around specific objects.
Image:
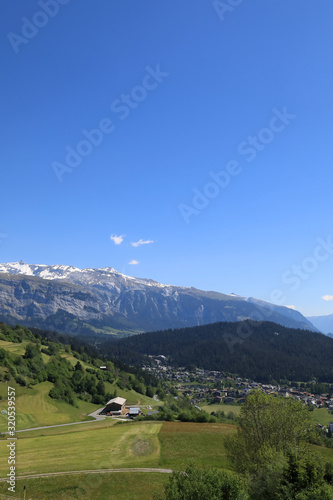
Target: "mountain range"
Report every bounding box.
[307,314,333,335]
[0,261,319,337]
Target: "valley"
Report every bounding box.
[1,321,333,498]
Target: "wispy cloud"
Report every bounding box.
[285,305,296,310]
[322,295,333,302]
[131,239,154,247]
[110,234,125,245]
[129,260,139,265]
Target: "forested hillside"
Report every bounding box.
[0,323,158,406]
[107,320,333,383]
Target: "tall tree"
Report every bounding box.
[225,391,315,475]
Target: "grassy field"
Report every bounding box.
[0,472,167,500]
[19,418,118,439]
[0,381,99,432]
[201,403,242,416]
[0,421,162,476]
[0,420,333,499]
[158,421,236,470]
[0,339,29,355]
[58,349,96,370]
[312,407,333,426]
[315,444,333,465]
[0,420,236,477]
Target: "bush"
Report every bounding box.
[160,464,248,500]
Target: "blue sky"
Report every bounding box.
[1,0,332,316]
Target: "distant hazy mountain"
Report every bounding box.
[307,314,333,335]
[0,261,318,337]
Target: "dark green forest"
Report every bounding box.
[106,320,333,383]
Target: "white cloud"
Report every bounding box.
[131,239,154,247]
[285,305,296,310]
[110,234,125,245]
[129,260,139,265]
[322,295,333,302]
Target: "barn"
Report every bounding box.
[103,397,127,415]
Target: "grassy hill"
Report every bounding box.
[0,323,158,431]
[0,381,98,432]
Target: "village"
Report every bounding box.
[143,357,333,408]
[99,356,333,437]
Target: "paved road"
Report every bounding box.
[0,468,173,481]
[2,408,131,434]
[2,419,101,434]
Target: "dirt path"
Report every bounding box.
[0,468,173,481]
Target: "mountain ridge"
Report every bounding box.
[307,313,333,335]
[0,261,318,336]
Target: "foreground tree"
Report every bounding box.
[225,391,333,499]
[159,464,248,500]
[225,391,315,475]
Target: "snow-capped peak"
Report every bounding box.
[0,261,172,289]
[0,261,81,280]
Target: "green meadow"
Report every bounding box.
[0,381,99,433]
[200,403,242,416]
[158,421,237,470]
[1,420,332,499]
[0,339,29,355]
[312,407,333,426]
[0,472,167,500]
[0,421,235,499]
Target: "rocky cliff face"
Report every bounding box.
[0,262,317,336]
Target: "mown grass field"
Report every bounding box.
[0,381,99,432]
[200,403,242,416]
[0,421,162,476]
[158,421,236,470]
[312,407,333,426]
[0,472,167,500]
[0,339,29,355]
[0,420,333,499]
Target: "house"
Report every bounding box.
[103,397,127,415]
